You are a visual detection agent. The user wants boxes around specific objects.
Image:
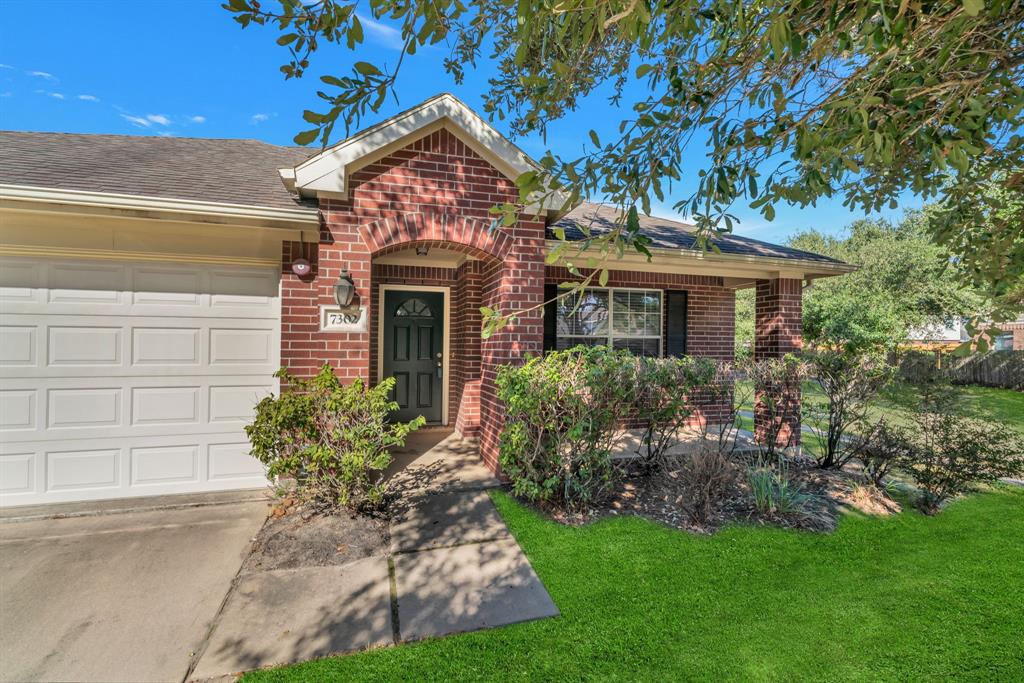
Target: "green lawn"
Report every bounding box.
[739,381,1024,434]
[249,486,1024,682]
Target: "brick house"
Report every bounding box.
[0,93,852,506]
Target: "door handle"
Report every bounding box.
[436,352,443,378]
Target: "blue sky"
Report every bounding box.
[0,0,921,244]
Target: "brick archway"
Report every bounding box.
[358,213,514,260]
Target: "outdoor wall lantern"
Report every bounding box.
[333,269,356,309]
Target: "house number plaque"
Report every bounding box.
[320,305,368,332]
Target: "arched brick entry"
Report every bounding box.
[280,127,546,474]
[362,212,543,472]
[359,213,514,262]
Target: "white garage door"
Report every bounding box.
[0,257,279,506]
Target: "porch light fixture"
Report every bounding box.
[333,269,356,308]
[291,232,312,277]
[416,245,430,256]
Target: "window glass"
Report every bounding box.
[555,288,662,356]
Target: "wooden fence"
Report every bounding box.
[896,350,1024,391]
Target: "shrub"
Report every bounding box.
[806,349,893,469]
[246,364,424,512]
[496,345,635,510]
[633,355,717,469]
[747,355,806,458]
[675,446,738,524]
[858,418,906,486]
[882,411,1024,514]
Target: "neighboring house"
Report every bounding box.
[905,320,969,350]
[0,93,853,506]
[994,315,1024,351]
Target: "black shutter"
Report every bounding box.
[665,290,688,357]
[543,283,558,352]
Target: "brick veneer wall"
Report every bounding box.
[280,128,545,471]
[754,277,803,446]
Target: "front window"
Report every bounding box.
[556,288,662,356]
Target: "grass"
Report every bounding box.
[248,486,1024,682]
[738,381,1024,434]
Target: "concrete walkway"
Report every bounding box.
[191,434,557,680]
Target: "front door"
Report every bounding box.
[382,290,444,424]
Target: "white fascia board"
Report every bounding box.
[542,239,857,279]
[292,93,548,200]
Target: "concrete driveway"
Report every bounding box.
[0,500,267,683]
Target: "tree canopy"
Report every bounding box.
[736,212,986,354]
[225,0,1024,336]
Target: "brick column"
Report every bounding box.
[754,278,803,447]
[478,219,545,473]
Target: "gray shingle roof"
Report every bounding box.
[0,131,840,265]
[0,131,316,211]
[557,201,843,264]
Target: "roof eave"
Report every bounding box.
[542,239,855,281]
[0,184,319,231]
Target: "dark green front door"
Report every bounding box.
[382,290,444,424]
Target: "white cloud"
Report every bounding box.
[250,113,270,124]
[49,92,65,100]
[146,114,171,125]
[357,14,403,50]
[157,131,177,137]
[188,115,206,124]
[121,114,152,128]
[0,92,11,98]
[28,70,56,80]
[78,94,100,102]
[0,64,14,70]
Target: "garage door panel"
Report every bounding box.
[48,263,127,304]
[1,434,267,504]
[0,258,278,506]
[0,389,36,431]
[0,452,35,495]
[0,325,37,366]
[2,378,270,441]
[130,445,199,486]
[131,386,201,426]
[131,327,201,365]
[47,448,121,492]
[48,388,122,429]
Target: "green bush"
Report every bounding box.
[747,354,806,458]
[877,410,1024,514]
[805,349,893,469]
[633,355,717,469]
[246,364,424,512]
[496,346,635,510]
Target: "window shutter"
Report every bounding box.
[665,290,688,357]
[543,283,558,351]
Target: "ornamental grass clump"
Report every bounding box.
[246,364,424,513]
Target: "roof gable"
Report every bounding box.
[282,93,558,212]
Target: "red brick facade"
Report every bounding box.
[279,126,806,471]
[754,277,803,447]
[280,128,545,470]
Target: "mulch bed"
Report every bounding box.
[242,503,389,573]
[541,457,900,534]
